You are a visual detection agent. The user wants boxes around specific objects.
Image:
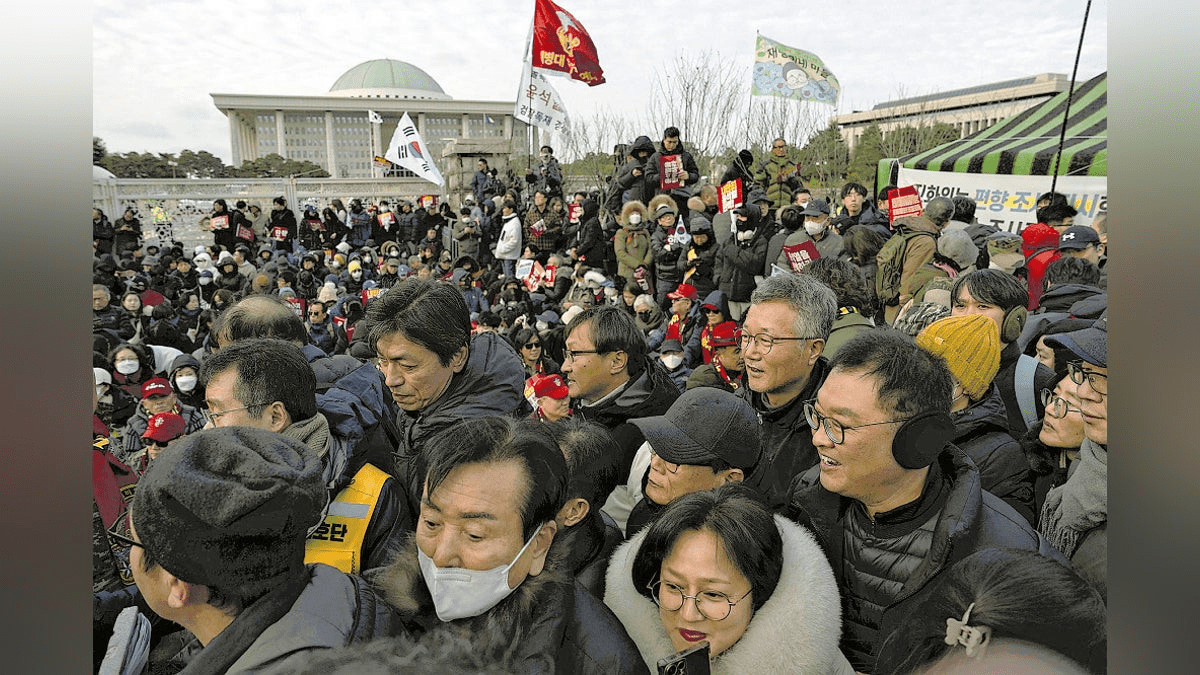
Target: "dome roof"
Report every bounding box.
[328,59,451,100]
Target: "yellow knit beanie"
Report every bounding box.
[915,314,1001,400]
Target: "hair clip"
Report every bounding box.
[944,602,991,658]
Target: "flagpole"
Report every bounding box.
[1049,0,1092,195]
[746,31,758,150]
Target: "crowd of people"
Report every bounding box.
[92,128,1109,674]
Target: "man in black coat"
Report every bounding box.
[785,329,1064,673]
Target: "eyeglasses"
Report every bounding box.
[649,580,752,621]
[649,447,679,474]
[1040,388,1082,419]
[772,144,787,149]
[739,332,820,355]
[702,307,722,314]
[523,342,542,349]
[107,514,143,550]
[201,404,265,425]
[563,348,606,362]
[1067,361,1107,396]
[804,401,908,445]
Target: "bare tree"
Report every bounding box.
[644,49,746,165]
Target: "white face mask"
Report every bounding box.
[198,277,212,286]
[628,214,642,226]
[175,375,198,393]
[535,321,549,332]
[417,524,543,622]
[351,270,362,279]
[115,359,139,375]
[736,229,755,242]
[804,220,827,236]
[96,386,107,399]
[661,354,684,370]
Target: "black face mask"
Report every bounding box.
[637,311,654,322]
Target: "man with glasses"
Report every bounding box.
[561,305,680,527]
[199,338,408,574]
[623,387,761,536]
[1041,315,1108,602]
[737,273,836,510]
[752,136,803,216]
[786,329,1061,673]
[305,299,348,355]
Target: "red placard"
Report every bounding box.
[304,217,325,232]
[888,186,923,221]
[781,240,821,273]
[378,212,395,228]
[719,179,743,213]
[270,226,290,241]
[658,154,683,191]
[236,224,255,242]
[360,287,383,306]
[419,195,439,209]
[284,296,307,317]
[543,264,557,285]
[568,203,583,223]
[523,260,546,292]
[209,214,229,231]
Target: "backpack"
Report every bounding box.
[875,231,935,306]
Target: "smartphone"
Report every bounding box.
[656,641,710,675]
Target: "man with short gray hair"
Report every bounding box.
[738,273,837,509]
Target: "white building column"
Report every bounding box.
[462,113,470,138]
[275,110,286,156]
[228,111,242,166]
[325,111,337,177]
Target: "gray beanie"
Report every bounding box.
[937,229,979,271]
[131,427,325,596]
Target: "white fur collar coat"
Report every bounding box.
[603,515,854,674]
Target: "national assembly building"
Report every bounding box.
[210,58,527,179]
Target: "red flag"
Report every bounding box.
[532,0,605,86]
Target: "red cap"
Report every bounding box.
[709,321,742,348]
[141,378,174,399]
[667,283,698,301]
[142,412,186,442]
[527,374,569,400]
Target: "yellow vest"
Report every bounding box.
[304,463,389,574]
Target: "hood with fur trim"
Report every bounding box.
[619,200,648,229]
[603,515,850,675]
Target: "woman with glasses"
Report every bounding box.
[511,326,560,378]
[604,484,854,673]
[1022,374,1088,519]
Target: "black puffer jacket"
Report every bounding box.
[613,136,657,206]
[786,446,1065,672]
[369,540,649,674]
[951,385,1036,526]
[715,225,769,303]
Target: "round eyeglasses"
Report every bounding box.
[803,400,907,445]
[648,580,751,621]
[738,332,819,355]
[1040,388,1082,419]
[1066,361,1107,396]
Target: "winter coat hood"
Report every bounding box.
[604,515,849,674]
[619,200,648,228]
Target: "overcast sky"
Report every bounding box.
[93,0,1107,165]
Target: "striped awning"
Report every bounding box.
[900,71,1106,177]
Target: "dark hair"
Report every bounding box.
[951,269,1029,313]
[135,528,256,616]
[779,205,804,231]
[512,326,539,352]
[198,338,317,422]
[876,184,898,205]
[1026,317,1093,381]
[1037,202,1078,225]
[362,277,471,366]
[874,548,1107,675]
[423,417,567,540]
[272,196,287,207]
[539,145,554,154]
[108,342,153,375]
[663,126,681,140]
[791,187,811,201]
[1037,191,1068,207]
[631,483,782,613]
[840,182,868,199]
[828,328,953,417]
[803,257,873,313]
[214,295,309,347]
[547,417,623,508]
[564,305,646,378]
[952,195,977,222]
[1043,256,1100,289]
[502,199,517,212]
[843,226,889,266]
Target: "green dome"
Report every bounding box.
[328,59,449,99]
